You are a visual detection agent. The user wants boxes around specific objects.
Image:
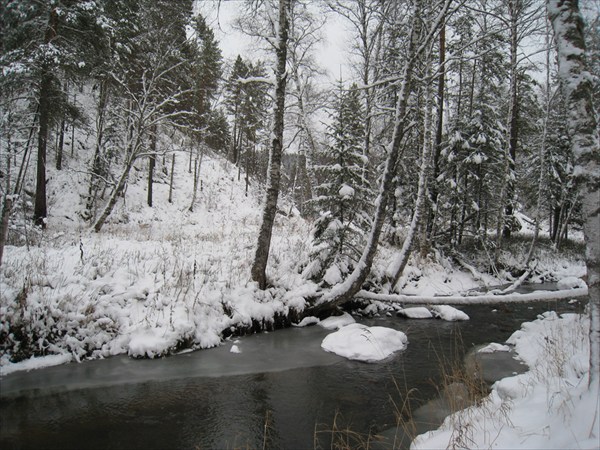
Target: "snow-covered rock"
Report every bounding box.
[293,316,320,327]
[321,323,408,362]
[557,276,586,290]
[397,307,433,319]
[317,312,355,330]
[430,305,469,321]
[478,343,510,353]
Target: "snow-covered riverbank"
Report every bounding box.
[412,311,599,449]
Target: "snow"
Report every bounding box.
[317,312,355,330]
[430,305,470,321]
[0,119,314,367]
[557,276,587,290]
[338,184,355,198]
[397,307,433,319]
[478,342,511,353]
[323,264,343,285]
[230,344,241,354]
[412,312,599,450]
[0,353,72,376]
[293,316,320,327]
[321,323,408,362]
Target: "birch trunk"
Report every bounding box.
[389,57,434,289]
[251,0,291,289]
[548,0,600,406]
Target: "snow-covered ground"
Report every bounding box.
[412,311,599,450]
[1,119,317,367]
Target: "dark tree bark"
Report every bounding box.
[168,154,175,204]
[56,118,65,170]
[34,8,59,228]
[251,0,291,290]
[503,0,520,239]
[147,125,157,207]
[427,22,446,239]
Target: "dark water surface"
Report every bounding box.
[0,297,584,449]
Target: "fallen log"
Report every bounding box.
[354,287,588,305]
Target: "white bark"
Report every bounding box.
[548,0,600,415]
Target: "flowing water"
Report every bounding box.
[0,296,585,449]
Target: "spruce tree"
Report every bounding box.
[303,82,373,286]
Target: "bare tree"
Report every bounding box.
[250,0,292,289]
[93,47,192,232]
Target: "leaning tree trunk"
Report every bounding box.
[250,0,291,290]
[309,0,435,314]
[548,0,600,404]
[389,57,434,289]
[94,121,142,233]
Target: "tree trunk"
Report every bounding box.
[389,58,434,289]
[85,79,110,219]
[251,0,291,290]
[93,154,135,232]
[34,8,59,228]
[503,0,520,239]
[147,124,157,207]
[548,0,600,405]
[0,150,13,268]
[56,118,65,170]
[13,106,38,197]
[427,22,446,239]
[168,154,175,204]
[189,150,203,212]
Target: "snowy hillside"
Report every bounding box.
[1,108,317,365]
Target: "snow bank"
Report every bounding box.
[412,312,598,450]
[321,323,408,362]
[0,353,73,376]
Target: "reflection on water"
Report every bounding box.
[0,298,584,449]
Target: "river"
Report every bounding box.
[0,297,585,449]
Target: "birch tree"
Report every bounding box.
[547,0,600,416]
[250,0,292,289]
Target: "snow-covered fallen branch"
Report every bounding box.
[355,287,588,305]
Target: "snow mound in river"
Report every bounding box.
[321,323,408,362]
[318,312,355,330]
[430,305,469,321]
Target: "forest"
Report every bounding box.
[0,0,599,448]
